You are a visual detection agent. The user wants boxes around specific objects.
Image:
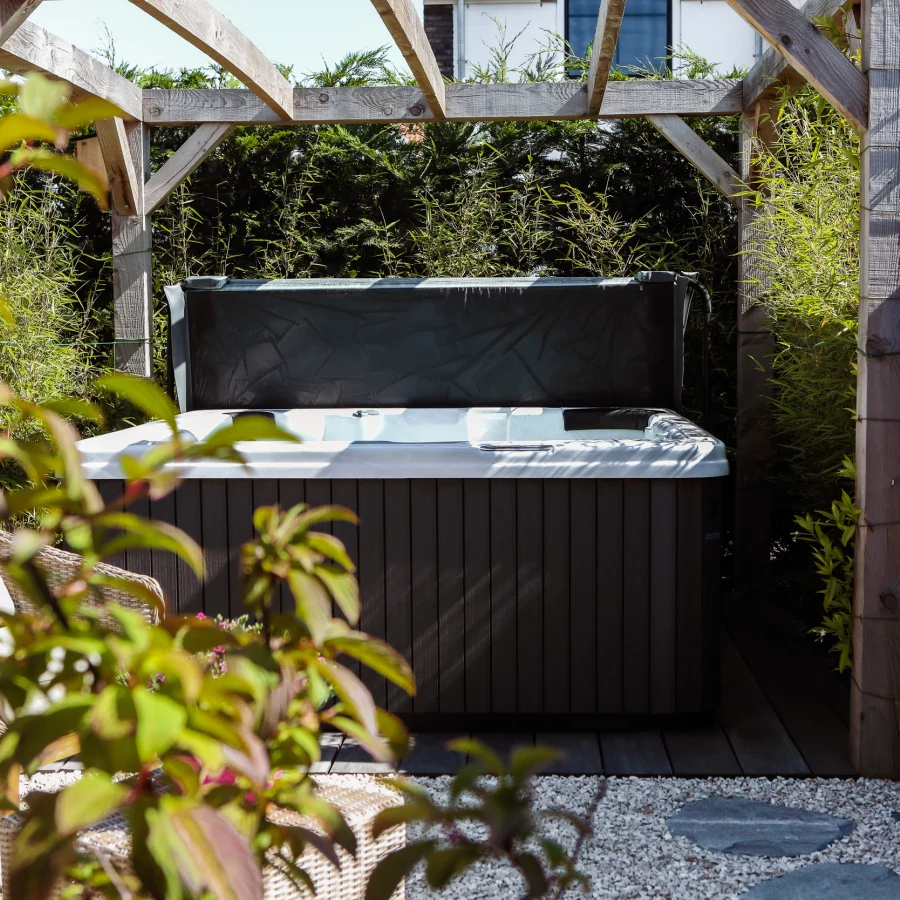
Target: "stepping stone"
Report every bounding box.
[744,864,900,898]
[666,797,854,857]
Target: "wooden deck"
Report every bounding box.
[318,614,856,778]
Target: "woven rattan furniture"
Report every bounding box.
[0,531,167,798]
[0,531,165,626]
[0,779,406,900]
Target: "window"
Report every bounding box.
[568,0,670,72]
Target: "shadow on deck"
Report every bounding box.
[318,608,854,778]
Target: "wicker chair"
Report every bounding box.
[0,531,167,792]
[0,779,407,900]
[0,530,165,627]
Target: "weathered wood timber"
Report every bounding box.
[144,124,233,214]
[0,0,42,45]
[142,80,744,126]
[742,0,849,110]
[111,122,152,377]
[129,0,294,119]
[647,115,743,206]
[734,111,776,583]
[0,21,142,119]
[96,118,140,216]
[725,0,868,130]
[586,0,626,116]
[369,0,446,118]
[851,0,900,778]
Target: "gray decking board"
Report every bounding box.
[401,733,467,775]
[726,615,854,778]
[474,733,535,766]
[600,731,673,776]
[536,733,604,774]
[663,725,742,776]
[717,635,810,777]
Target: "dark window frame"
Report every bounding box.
[565,0,672,74]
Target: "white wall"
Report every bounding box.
[462,0,564,79]
[675,0,806,74]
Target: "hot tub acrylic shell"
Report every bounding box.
[79,406,725,727]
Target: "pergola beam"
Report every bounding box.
[0,20,142,119]
[647,115,743,208]
[587,0,627,117]
[742,0,852,111]
[370,0,446,118]
[143,80,743,126]
[725,0,868,130]
[128,0,294,120]
[145,124,233,214]
[0,0,42,45]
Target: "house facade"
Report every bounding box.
[423,0,805,80]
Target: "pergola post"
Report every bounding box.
[110,121,152,376]
[734,105,776,583]
[851,0,900,778]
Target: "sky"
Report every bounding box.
[31,0,425,78]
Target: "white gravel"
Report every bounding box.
[22,770,900,899]
[387,775,900,900]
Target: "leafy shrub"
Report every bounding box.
[0,375,594,898]
[794,458,859,671]
[747,86,860,512]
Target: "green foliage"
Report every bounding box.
[0,73,118,206]
[366,741,601,899]
[794,458,859,671]
[747,86,860,511]
[0,373,594,897]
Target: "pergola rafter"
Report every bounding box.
[0,20,142,118]
[1,0,897,778]
[370,0,446,118]
[725,0,868,131]
[0,0,42,45]
[586,0,627,116]
[128,0,294,119]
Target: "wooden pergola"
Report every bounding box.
[0,0,897,778]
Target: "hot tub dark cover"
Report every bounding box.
[165,275,692,412]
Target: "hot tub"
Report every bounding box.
[78,405,726,727]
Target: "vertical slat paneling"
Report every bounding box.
[650,480,677,714]
[517,479,543,713]
[149,490,177,615]
[174,479,203,614]
[201,481,229,619]
[569,479,597,713]
[253,479,281,611]
[463,480,491,713]
[543,480,569,713]
[331,480,361,674]
[384,480,412,712]
[490,479,516,713]
[677,480,704,712]
[411,479,439,712]
[701,480,723,711]
[595,480,624,713]
[226,480,253,620]
[438,479,465,713]
[126,494,153,580]
[96,480,127,570]
[357,479,386,707]
[623,480,650,714]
